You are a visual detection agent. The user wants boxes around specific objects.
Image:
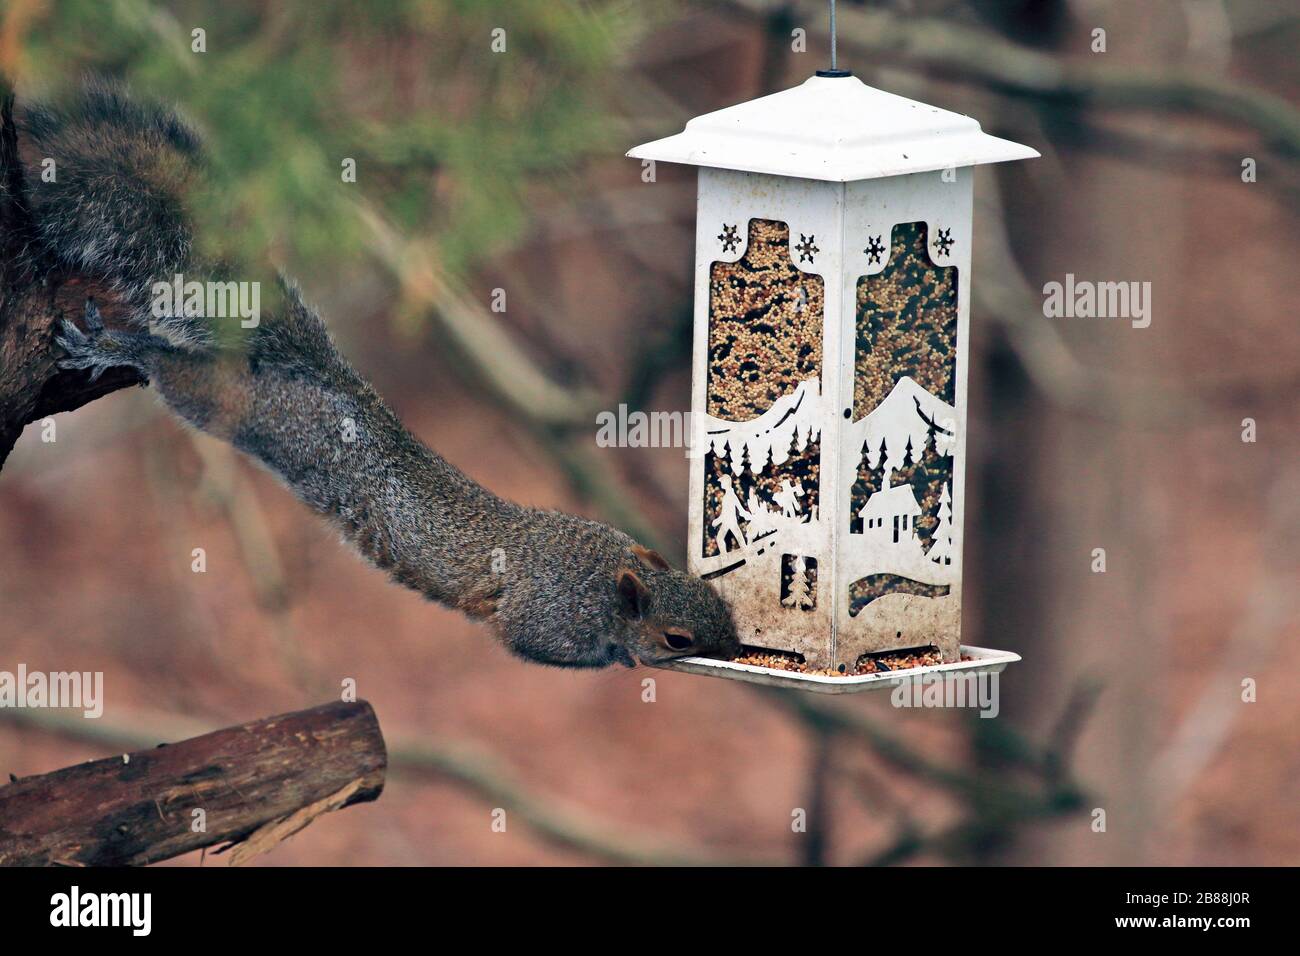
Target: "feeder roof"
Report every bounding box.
[627,74,1038,182]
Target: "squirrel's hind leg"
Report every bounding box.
[58,298,247,440]
[55,300,175,381]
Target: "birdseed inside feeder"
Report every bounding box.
[628,17,1034,693]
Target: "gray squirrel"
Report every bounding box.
[22,80,739,669]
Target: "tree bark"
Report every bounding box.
[0,86,144,473]
[0,700,387,866]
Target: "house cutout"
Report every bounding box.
[858,482,923,548]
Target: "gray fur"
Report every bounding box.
[18,78,201,318]
[44,84,739,669]
[61,295,740,668]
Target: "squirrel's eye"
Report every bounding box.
[663,631,694,651]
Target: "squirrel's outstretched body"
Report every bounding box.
[33,81,739,669]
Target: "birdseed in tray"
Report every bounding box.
[731,646,969,677]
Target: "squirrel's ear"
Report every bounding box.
[630,544,670,572]
[615,568,649,620]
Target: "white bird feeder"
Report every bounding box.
[629,21,1035,692]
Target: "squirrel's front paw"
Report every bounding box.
[56,300,149,381]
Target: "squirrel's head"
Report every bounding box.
[608,545,740,667]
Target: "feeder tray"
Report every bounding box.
[628,16,1035,690]
[653,645,1020,695]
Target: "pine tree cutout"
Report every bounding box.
[927,481,956,566]
[781,555,816,610]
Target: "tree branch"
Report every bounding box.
[0,81,146,472]
[355,201,602,430]
[722,0,1300,156]
[0,701,386,866]
[2,705,775,867]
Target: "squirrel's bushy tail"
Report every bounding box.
[18,78,202,310]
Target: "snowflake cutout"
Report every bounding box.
[795,233,819,264]
[864,234,885,265]
[718,223,740,253]
[933,227,955,257]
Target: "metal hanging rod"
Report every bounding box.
[817,0,853,78]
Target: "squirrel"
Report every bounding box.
[22,80,740,669]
